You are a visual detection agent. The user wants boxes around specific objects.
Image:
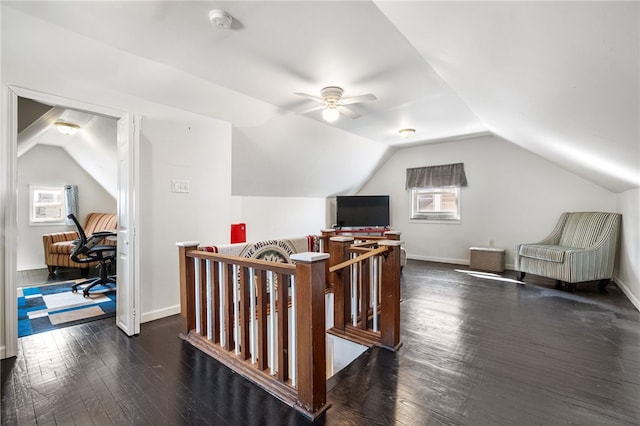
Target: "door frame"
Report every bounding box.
[1,85,141,358]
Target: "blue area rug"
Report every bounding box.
[18,281,116,338]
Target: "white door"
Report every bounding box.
[116,113,140,335]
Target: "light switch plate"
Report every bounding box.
[171,179,190,193]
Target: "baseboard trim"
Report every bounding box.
[17,265,47,272]
[406,254,515,272]
[407,254,468,266]
[614,275,640,312]
[141,305,180,324]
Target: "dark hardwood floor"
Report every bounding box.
[3,260,639,425]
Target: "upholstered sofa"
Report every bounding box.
[515,212,621,293]
[42,212,117,274]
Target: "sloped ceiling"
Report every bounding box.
[17,98,118,197]
[377,1,639,193]
[4,1,638,194]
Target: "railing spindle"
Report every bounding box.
[239,266,251,360]
[269,270,276,375]
[360,257,370,330]
[194,257,201,334]
[277,272,289,381]
[224,263,234,351]
[211,260,221,344]
[256,269,268,371]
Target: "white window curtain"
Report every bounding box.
[64,185,79,225]
[405,163,468,189]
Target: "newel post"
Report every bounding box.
[291,252,330,420]
[384,230,402,241]
[176,241,199,336]
[329,236,354,331]
[379,240,403,350]
[320,229,336,253]
[320,229,337,290]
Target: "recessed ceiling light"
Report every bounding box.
[399,128,415,138]
[55,121,80,136]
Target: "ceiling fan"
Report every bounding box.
[294,86,377,122]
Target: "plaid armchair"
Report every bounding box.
[42,212,117,274]
[515,212,621,293]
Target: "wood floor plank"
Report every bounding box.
[3,260,639,425]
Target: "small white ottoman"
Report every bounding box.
[469,247,505,273]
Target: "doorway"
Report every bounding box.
[16,97,118,336]
[2,86,140,358]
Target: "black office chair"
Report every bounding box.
[67,213,117,297]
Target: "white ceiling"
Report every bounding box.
[17,105,118,197]
[6,1,639,193]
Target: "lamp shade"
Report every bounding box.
[322,107,340,122]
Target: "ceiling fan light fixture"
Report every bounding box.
[55,120,80,136]
[322,106,340,122]
[399,128,415,139]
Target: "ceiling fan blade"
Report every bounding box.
[340,93,377,105]
[293,92,325,103]
[337,105,361,119]
[298,104,325,115]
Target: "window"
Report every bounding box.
[411,187,460,221]
[406,163,467,222]
[29,185,66,225]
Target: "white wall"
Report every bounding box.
[616,188,640,309]
[138,113,236,322]
[235,196,328,242]
[17,145,116,270]
[359,134,617,267]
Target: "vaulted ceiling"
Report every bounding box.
[17,98,118,197]
[6,1,639,194]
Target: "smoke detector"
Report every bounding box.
[209,9,232,29]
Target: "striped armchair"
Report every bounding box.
[42,212,117,274]
[516,212,621,293]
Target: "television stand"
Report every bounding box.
[332,227,391,236]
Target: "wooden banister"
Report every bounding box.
[379,240,402,350]
[177,242,329,420]
[329,237,352,332]
[291,252,330,418]
[177,241,199,335]
[326,236,403,351]
[328,246,387,273]
[177,234,402,420]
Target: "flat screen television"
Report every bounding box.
[336,195,390,228]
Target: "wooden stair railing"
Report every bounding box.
[177,242,329,420]
[327,236,403,351]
